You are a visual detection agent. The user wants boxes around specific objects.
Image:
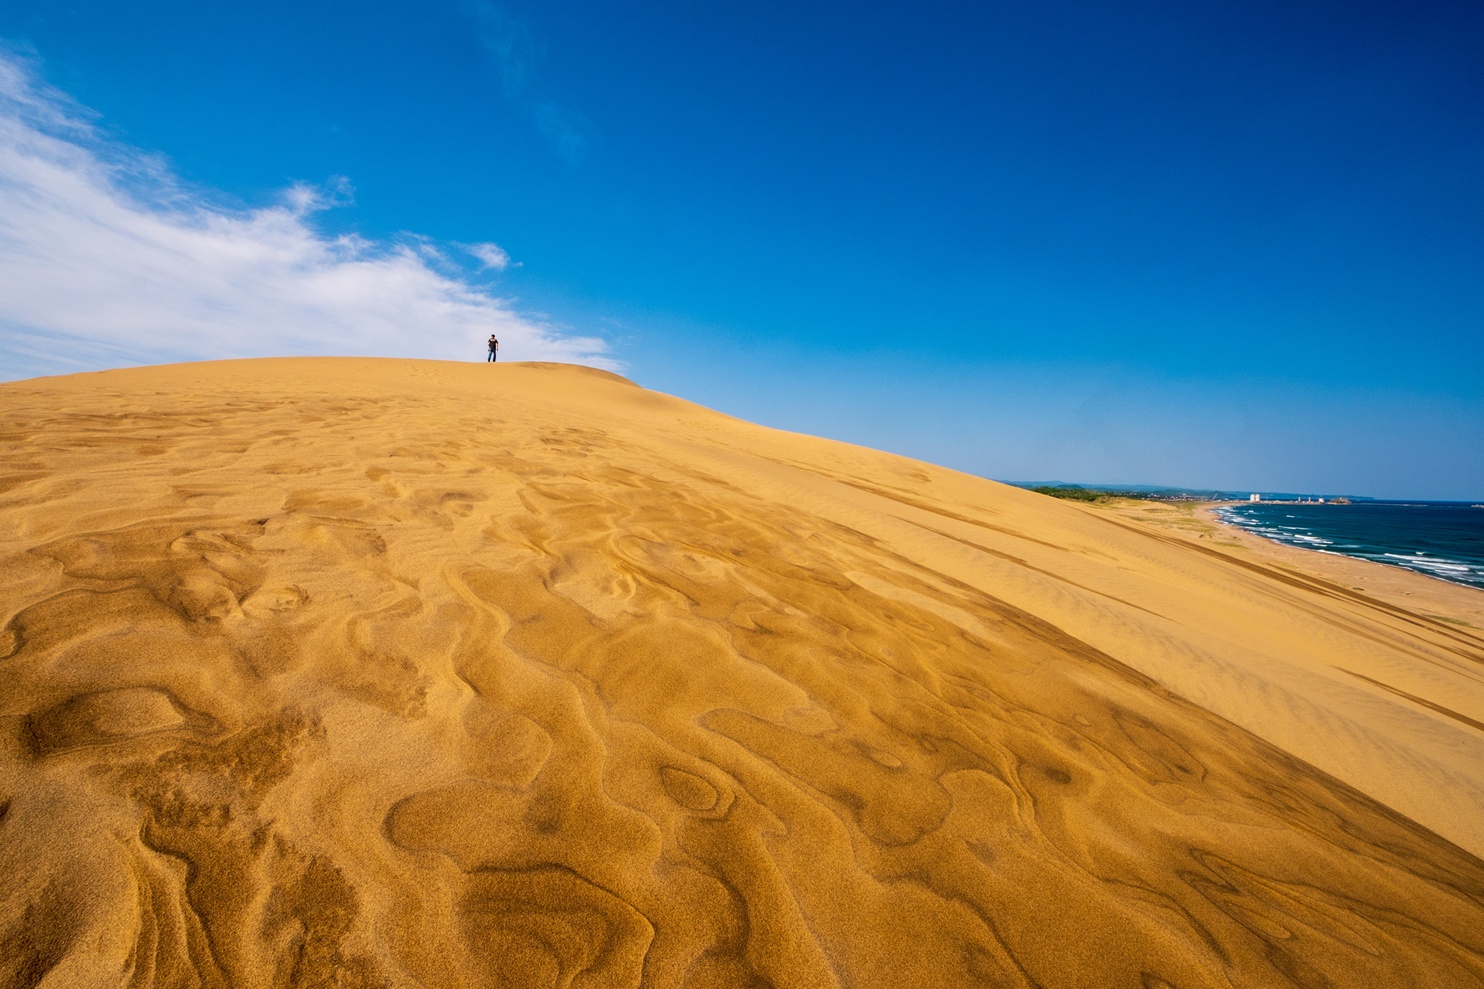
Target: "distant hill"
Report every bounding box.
[1003,480,1372,502]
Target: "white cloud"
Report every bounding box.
[465,241,516,271]
[0,49,613,381]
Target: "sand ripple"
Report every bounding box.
[0,358,1481,987]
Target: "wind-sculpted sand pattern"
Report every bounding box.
[1,359,1482,988]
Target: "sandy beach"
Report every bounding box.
[2,358,1481,988]
[1092,499,1484,629]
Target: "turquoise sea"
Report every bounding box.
[1213,500,1484,590]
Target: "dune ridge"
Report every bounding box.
[1,357,1481,988]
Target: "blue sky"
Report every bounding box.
[1,1,1481,498]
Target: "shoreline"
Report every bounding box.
[1092,498,1484,629]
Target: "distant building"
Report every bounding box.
[1249,493,1261,502]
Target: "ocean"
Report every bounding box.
[1213,500,1484,590]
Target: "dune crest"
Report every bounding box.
[1,358,1481,988]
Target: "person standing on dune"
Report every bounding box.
[486,335,499,362]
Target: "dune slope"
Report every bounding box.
[1,358,1482,988]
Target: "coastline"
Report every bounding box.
[1092,498,1484,629]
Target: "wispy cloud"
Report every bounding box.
[468,2,591,164]
[0,48,612,381]
[464,241,517,271]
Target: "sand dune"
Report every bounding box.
[1,357,1481,988]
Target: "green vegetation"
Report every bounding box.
[1026,484,1224,504]
[1030,485,1116,502]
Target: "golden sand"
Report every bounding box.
[1,358,1481,988]
[1093,498,1484,630]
